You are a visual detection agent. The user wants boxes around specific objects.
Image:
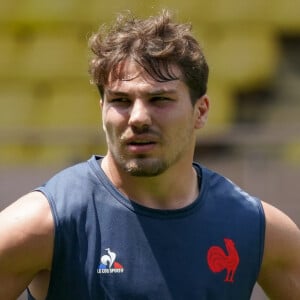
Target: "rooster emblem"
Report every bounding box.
[207,238,240,282]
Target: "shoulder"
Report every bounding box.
[37,158,105,217]
[45,159,94,184]
[261,201,300,262]
[40,157,101,193]
[258,201,300,298]
[200,164,262,209]
[0,191,54,268]
[0,192,54,298]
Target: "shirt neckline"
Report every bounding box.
[88,155,207,219]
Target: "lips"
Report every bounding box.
[125,134,158,145]
[128,140,155,146]
[124,136,158,153]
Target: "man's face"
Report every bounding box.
[101,61,208,177]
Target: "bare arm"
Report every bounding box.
[0,191,54,299]
[258,201,300,299]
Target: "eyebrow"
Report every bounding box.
[148,89,177,96]
[105,88,177,97]
[105,90,128,97]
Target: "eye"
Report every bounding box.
[111,98,130,103]
[151,96,171,102]
[108,98,131,106]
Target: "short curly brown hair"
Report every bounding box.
[88,9,209,104]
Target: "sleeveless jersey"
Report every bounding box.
[29,155,265,300]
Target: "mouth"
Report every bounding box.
[128,140,156,146]
[125,138,157,154]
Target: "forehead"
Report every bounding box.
[106,60,185,93]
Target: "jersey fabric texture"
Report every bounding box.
[29,155,265,300]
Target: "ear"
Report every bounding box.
[194,95,210,129]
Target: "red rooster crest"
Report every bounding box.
[207,238,240,282]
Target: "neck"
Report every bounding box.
[101,156,199,210]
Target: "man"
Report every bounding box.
[0,10,300,300]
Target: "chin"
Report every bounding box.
[123,158,168,177]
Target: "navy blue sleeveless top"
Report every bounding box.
[29,155,265,300]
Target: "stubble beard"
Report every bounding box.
[110,139,191,177]
[107,128,171,177]
[113,153,169,177]
[107,122,195,177]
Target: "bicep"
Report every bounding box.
[258,201,300,299]
[0,192,54,299]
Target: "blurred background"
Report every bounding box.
[1,0,300,299]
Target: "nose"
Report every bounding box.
[128,99,152,129]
